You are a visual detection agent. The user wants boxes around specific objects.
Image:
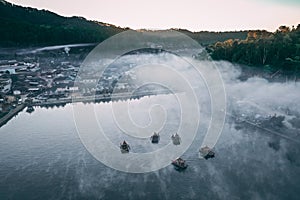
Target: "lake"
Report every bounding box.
[1,73,300,200]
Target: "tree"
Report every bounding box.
[208,25,300,71]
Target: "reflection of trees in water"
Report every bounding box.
[41,103,67,109]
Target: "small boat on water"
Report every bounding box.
[199,146,215,159]
[150,132,160,143]
[26,106,34,113]
[171,157,188,170]
[120,140,130,153]
[171,133,181,145]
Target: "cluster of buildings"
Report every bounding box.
[0,55,137,116]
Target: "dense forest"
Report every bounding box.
[207,25,300,70]
[0,0,125,46]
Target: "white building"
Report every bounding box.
[0,78,12,93]
[13,90,21,95]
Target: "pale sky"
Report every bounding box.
[6,0,300,31]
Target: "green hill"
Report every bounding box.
[0,0,125,46]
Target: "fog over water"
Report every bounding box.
[0,50,299,199]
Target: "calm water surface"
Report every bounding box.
[0,94,299,200]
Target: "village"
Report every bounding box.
[0,46,139,125]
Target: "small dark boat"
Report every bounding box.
[199,146,215,159]
[171,133,181,145]
[150,132,160,143]
[26,106,34,113]
[120,140,130,153]
[171,157,188,170]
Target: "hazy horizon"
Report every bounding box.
[5,0,300,32]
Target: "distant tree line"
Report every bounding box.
[207,25,300,71]
[177,29,248,45]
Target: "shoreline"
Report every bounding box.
[0,72,299,128]
[0,104,26,128]
[0,90,174,128]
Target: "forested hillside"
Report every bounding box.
[207,25,300,70]
[0,0,125,46]
[0,0,248,47]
